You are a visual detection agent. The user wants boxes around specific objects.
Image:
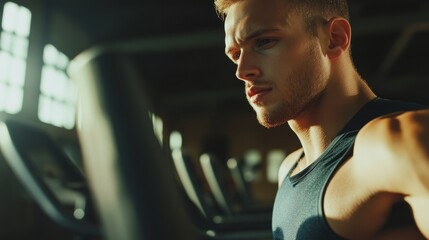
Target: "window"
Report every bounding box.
[38,44,76,129]
[0,2,31,114]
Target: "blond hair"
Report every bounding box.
[214,0,349,22]
[214,0,243,20]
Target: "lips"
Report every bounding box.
[246,86,272,100]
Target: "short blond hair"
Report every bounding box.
[214,0,243,20]
[214,0,349,22]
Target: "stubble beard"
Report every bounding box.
[252,43,326,129]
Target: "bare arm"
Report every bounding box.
[354,109,429,237]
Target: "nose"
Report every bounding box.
[235,53,261,82]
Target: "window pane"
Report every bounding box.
[43,44,58,66]
[5,87,22,114]
[9,56,25,87]
[0,83,6,111]
[38,95,51,123]
[12,36,28,58]
[0,31,13,51]
[2,2,18,32]
[40,65,56,96]
[0,51,11,82]
[54,70,67,100]
[40,67,49,94]
[15,6,31,37]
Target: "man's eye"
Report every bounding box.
[233,52,241,61]
[257,39,276,48]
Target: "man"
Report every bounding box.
[214,0,429,239]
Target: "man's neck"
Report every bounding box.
[288,74,376,166]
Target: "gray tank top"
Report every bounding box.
[271,98,426,240]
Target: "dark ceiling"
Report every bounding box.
[48,0,429,117]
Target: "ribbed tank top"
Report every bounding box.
[271,98,426,240]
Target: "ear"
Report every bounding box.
[325,17,351,60]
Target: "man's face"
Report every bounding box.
[224,0,329,128]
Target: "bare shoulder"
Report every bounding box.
[353,109,429,194]
[278,148,303,187]
[355,109,429,158]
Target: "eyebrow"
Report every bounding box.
[225,27,282,57]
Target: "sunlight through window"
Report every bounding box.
[0,2,31,114]
[38,44,76,129]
